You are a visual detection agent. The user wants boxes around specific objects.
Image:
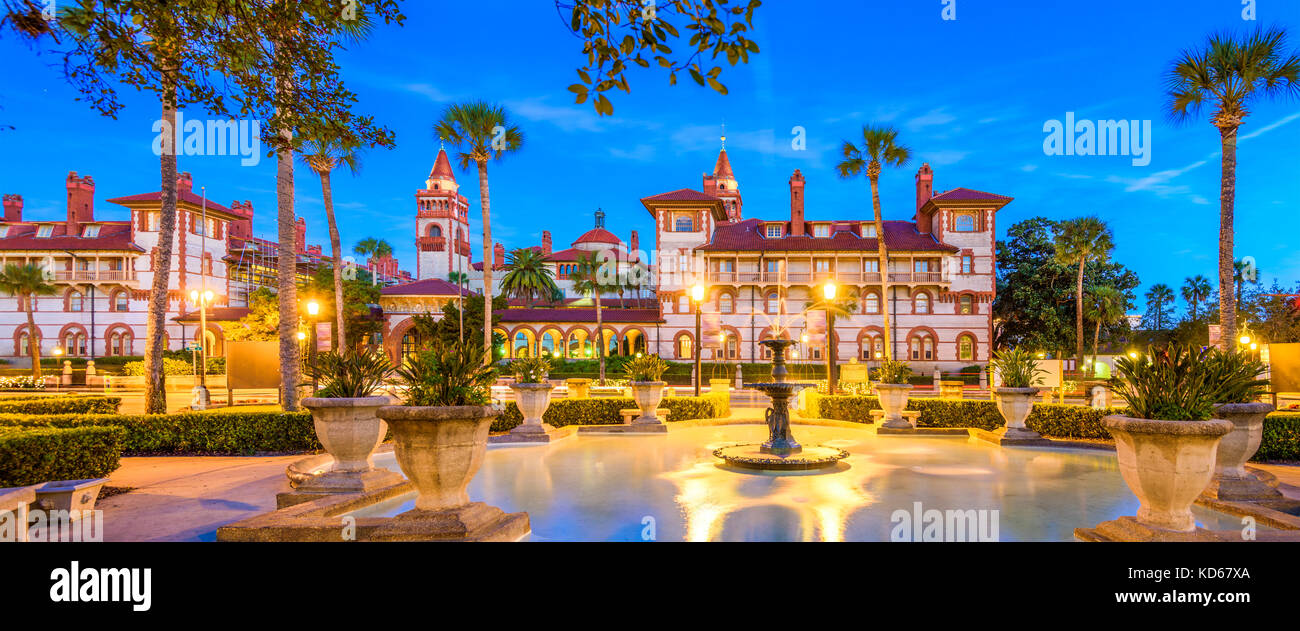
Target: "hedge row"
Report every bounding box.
[491,392,730,432]
[1258,413,1300,461]
[0,396,121,415]
[0,426,126,487]
[804,394,1298,460]
[0,409,317,455]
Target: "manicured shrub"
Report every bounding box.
[0,396,121,415]
[0,425,125,487]
[491,394,728,432]
[1258,412,1300,461]
[1025,403,1127,439]
[0,409,317,455]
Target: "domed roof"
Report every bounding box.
[572,227,622,247]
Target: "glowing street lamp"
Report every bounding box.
[189,288,216,410]
[691,283,706,396]
[822,281,838,395]
[1239,335,1251,346]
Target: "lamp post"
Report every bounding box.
[823,281,837,395]
[306,299,320,393]
[691,282,705,396]
[189,289,214,410]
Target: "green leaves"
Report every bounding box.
[988,348,1046,388]
[310,347,392,398]
[873,359,913,385]
[561,0,763,115]
[510,356,552,384]
[623,354,669,382]
[499,247,559,305]
[396,339,497,407]
[1112,345,1218,421]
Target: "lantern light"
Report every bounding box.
[823,281,836,301]
[691,283,705,303]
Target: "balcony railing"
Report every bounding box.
[53,270,136,282]
[704,270,945,285]
[417,236,446,252]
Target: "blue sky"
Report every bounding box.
[1,0,1297,313]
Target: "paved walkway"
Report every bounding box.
[98,455,301,541]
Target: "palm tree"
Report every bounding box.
[1181,274,1213,321]
[448,270,470,342]
[434,101,524,365]
[499,248,558,306]
[568,250,612,383]
[1165,26,1300,350]
[1145,283,1176,331]
[1083,285,1126,377]
[1054,216,1114,365]
[0,264,56,381]
[353,237,394,285]
[300,135,362,350]
[835,124,910,360]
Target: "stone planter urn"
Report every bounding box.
[508,382,557,439]
[629,381,667,425]
[566,378,591,399]
[874,383,914,429]
[989,387,1045,443]
[371,405,529,540]
[1103,415,1233,532]
[282,396,405,505]
[1202,402,1279,501]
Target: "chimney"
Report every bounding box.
[788,169,805,237]
[66,171,95,236]
[541,230,552,256]
[494,242,505,269]
[2,194,22,223]
[295,216,306,253]
[178,171,194,192]
[915,163,934,233]
[228,201,253,239]
[629,230,639,259]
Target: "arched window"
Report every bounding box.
[676,334,693,360]
[719,293,733,314]
[959,294,974,315]
[959,335,975,361]
[428,224,442,238]
[513,332,530,357]
[914,292,930,314]
[677,295,690,313]
[765,292,780,314]
[724,335,738,359]
[68,290,84,312]
[911,335,934,361]
[113,291,129,312]
[955,213,976,231]
[864,292,880,314]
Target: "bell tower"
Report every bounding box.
[416,145,471,280]
[701,131,742,221]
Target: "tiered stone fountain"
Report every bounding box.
[712,339,849,471]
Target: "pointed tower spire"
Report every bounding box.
[430,147,455,181]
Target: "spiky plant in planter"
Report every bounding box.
[624,354,669,426]
[872,359,914,429]
[985,348,1047,443]
[376,339,519,530]
[510,356,551,384]
[1199,348,1275,500]
[987,348,1045,389]
[507,356,556,439]
[294,348,402,500]
[1100,346,1236,534]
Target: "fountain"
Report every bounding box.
[712,339,849,471]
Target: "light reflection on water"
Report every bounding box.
[354,424,1247,541]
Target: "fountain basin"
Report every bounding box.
[712,443,849,471]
